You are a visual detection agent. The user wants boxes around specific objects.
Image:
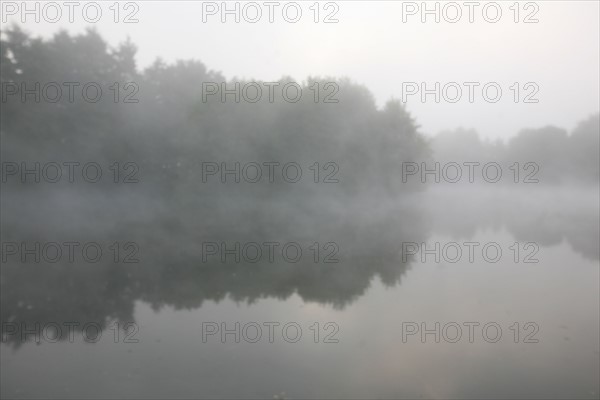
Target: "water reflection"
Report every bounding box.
[1,187,598,349]
[423,187,600,260]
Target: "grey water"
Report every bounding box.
[1,186,598,399]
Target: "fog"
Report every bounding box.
[1,2,599,399]
[3,1,599,140]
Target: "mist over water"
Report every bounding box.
[1,2,599,399]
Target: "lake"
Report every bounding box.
[1,186,599,399]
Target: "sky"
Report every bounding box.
[2,0,599,139]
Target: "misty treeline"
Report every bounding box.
[431,117,599,183]
[0,27,428,198]
[2,28,598,193]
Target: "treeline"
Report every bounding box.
[1,27,428,197]
[430,114,600,184]
[3,27,597,193]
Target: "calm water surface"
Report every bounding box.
[1,187,598,399]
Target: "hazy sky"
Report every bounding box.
[3,0,599,139]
